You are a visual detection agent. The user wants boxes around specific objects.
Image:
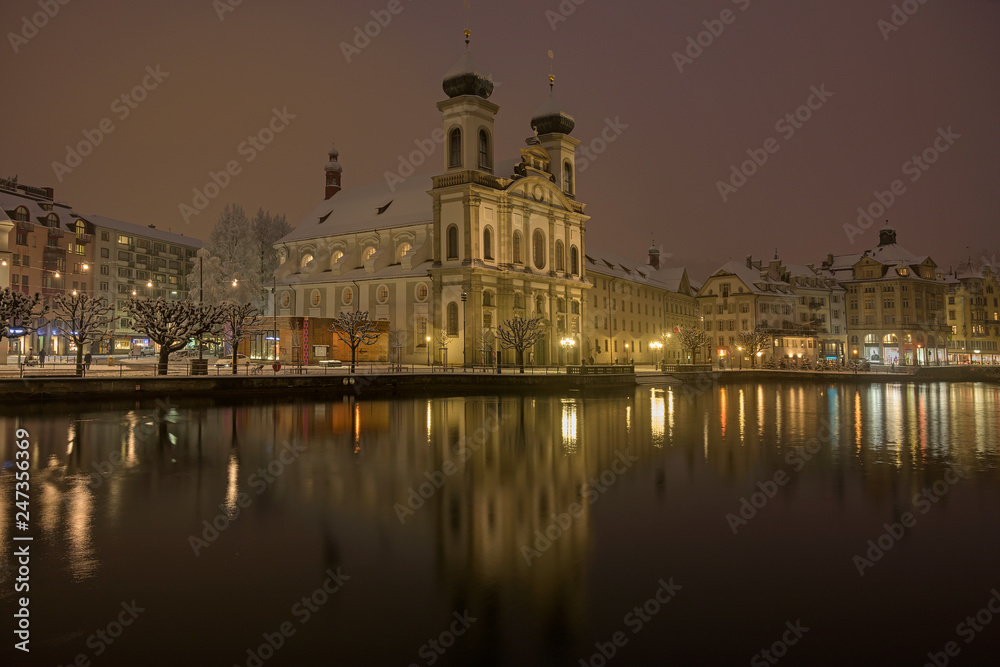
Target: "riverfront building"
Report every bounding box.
[944,259,1000,364]
[819,226,949,365]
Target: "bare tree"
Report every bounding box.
[497,315,544,373]
[126,298,227,375]
[435,330,451,367]
[329,310,382,373]
[735,329,771,368]
[51,293,114,376]
[0,288,47,363]
[387,328,406,371]
[220,303,260,374]
[676,326,710,365]
[476,329,496,367]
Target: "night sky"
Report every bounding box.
[2,0,998,280]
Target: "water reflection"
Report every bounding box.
[0,382,998,665]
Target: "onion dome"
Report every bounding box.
[325,144,342,173]
[442,30,494,99]
[530,75,575,135]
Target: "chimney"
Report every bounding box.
[324,143,342,200]
[746,255,752,269]
[648,243,660,270]
[43,186,54,200]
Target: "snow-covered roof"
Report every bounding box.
[84,214,203,248]
[0,189,76,229]
[701,260,792,297]
[585,248,692,295]
[280,260,433,285]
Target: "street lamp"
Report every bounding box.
[650,340,663,369]
[426,335,431,367]
[560,337,576,366]
[460,290,467,368]
[737,345,743,370]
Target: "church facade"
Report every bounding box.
[271,49,593,366]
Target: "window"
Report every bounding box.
[100,265,109,275]
[532,229,545,270]
[447,302,459,335]
[331,250,343,264]
[446,225,458,260]
[512,232,522,264]
[153,242,165,253]
[478,129,491,170]
[12,254,19,266]
[377,285,389,304]
[119,235,132,245]
[416,283,428,301]
[449,128,462,168]
[570,246,579,275]
[342,287,353,305]
[397,242,411,262]
[555,241,564,272]
[483,292,493,307]
[300,253,314,268]
[138,239,150,249]
[46,213,59,227]
[16,233,27,246]
[170,245,180,255]
[14,206,29,222]
[563,161,574,194]
[483,226,493,261]
[75,221,86,238]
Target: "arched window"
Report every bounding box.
[363,246,376,261]
[555,241,564,272]
[864,334,878,344]
[449,128,462,168]
[478,129,491,170]
[563,161,574,194]
[377,285,389,304]
[532,229,546,270]
[75,220,86,238]
[512,231,522,264]
[330,250,344,264]
[46,213,59,227]
[483,226,493,261]
[13,206,28,222]
[447,302,459,335]
[397,242,411,262]
[416,283,428,301]
[883,333,898,344]
[342,287,354,305]
[482,291,493,307]
[570,245,579,275]
[300,253,314,269]
[446,225,459,260]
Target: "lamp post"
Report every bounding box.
[272,276,277,362]
[198,254,204,362]
[460,290,467,369]
[737,345,743,370]
[650,340,662,369]
[426,335,431,368]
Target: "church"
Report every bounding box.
[270,37,693,367]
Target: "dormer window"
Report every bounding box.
[363,247,376,261]
[14,206,28,222]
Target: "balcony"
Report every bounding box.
[16,220,33,232]
[47,226,64,238]
[74,233,94,244]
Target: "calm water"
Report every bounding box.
[2,382,999,666]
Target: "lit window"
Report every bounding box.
[342,287,353,305]
[377,285,389,303]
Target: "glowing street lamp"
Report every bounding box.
[650,340,663,368]
[426,335,431,367]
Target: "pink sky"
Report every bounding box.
[2,0,997,279]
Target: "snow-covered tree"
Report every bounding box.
[329,310,382,373]
[220,302,260,374]
[387,328,406,371]
[125,298,227,375]
[676,326,710,365]
[51,293,113,376]
[0,288,47,357]
[497,315,544,373]
[252,208,291,308]
[735,329,771,368]
[186,204,262,307]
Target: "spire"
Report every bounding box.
[324,143,342,200]
[442,3,493,99]
[531,51,575,135]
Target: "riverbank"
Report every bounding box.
[0,369,637,402]
[660,365,1000,384]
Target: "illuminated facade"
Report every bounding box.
[944,260,1000,364]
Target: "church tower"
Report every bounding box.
[437,30,500,175]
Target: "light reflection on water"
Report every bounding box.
[0,381,998,666]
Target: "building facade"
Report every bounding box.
[272,48,594,367]
[944,260,1000,364]
[819,227,949,365]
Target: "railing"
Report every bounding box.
[47,227,64,238]
[432,171,505,190]
[660,363,712,372]
[16,220,33,231]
